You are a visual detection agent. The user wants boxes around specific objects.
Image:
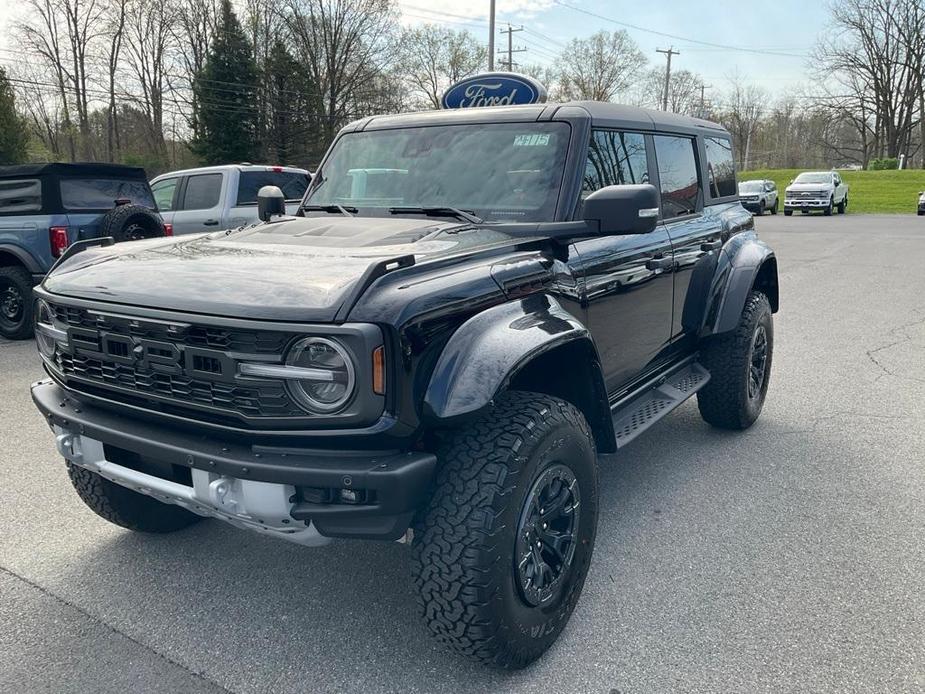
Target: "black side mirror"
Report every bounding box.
[257,185,286,222]
[582,184,660,235]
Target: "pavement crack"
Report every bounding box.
[0,564,235,694]
[864,309,925,382]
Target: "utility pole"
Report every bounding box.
[488,0,496,70]
[498,24,525,71]
[698,82,712,118]
[656,47,680,112]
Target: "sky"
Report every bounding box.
[0,0,832,97]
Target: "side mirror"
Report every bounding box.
[582,184,660,235]
[257,185,286,222]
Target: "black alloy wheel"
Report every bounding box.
[515,464,580,607]
[748,324,770,401]
[0,283,24,330]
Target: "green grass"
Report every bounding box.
[739,168,925,214]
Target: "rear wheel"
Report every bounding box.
[67,463,202,533]
[0,265,34,340]
[697,291,773,430]
[412,392,598,668]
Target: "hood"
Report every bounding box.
[43,215,524,321]
[786,182,834,193]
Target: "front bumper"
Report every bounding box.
[784,198,830,208]
[32,380,436,542]
[741,200,764,211]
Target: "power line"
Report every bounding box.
[499,24,526,71]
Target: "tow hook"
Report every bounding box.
[208,476,239,513]
[55,433,81,463]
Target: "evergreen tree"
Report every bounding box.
[265,40,322,166]
[192,0,258,164]
[0,67,29,165]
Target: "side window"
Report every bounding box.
[704,136,736,199]
[151,178,179,212]
[0,179,42,214]
[182,174,222,210]
[582,130,648,198]
[653,135,701,217]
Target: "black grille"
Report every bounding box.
[49,304,305,421]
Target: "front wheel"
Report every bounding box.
[770,199,778,215]
[412,392,598,668]
[837,195,847,214]
[697,291,773,430]
[824,198,834,216]
[784,209,793,216]
[67,463,203,533]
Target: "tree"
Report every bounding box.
[265,39,323,164]
[0,68,30,164]
[556,30,647,102]
[639,67,702,115]
[192,0,260,164]
[721,75,767,170]
[396,24,485,109]
[284,0,397,142]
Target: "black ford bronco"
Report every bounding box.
[31,101,778,667]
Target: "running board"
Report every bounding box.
[611,363,711,449]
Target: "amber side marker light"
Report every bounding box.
[372,346,386,395]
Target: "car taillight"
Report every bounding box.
[271,166,283,172]
[49,226,69,258]
[163,223,173,236]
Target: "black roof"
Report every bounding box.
[0,162,148,179]
[350,101,729,137]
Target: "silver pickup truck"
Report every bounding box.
[150,164,310,235]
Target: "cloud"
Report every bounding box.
[397,0,556,27]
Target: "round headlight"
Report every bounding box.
[285,337,355,413]
[35,299,57,358]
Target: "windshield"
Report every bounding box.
[237,171,310,204]
[794,173,832,184]
[738,181,764,193]
[304,122,571,222]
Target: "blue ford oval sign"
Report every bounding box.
[441,72,548,109]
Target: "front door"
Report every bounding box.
[570,129,676,395]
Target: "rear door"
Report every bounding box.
[0,177,49,271]
[662,134,730,340]
[171,172,225,234]
[570,129,676,394]
[151,176,181,227]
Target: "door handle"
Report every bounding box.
[700,239,722,252]
[645,256,675,271]
[203,219,219,226]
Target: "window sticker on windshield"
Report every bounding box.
[513,134,551,147]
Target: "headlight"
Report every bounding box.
[284,337,356,413]
[34,299,64,358]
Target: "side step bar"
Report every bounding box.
[611,362,711,449]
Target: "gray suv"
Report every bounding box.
[738,179,778,215]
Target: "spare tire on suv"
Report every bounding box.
[98,203,166,242]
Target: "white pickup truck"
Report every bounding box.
[783,171,849,216]
[150,164,311,235]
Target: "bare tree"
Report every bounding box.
[102,0,128,161]
[395,24,485,109]
[170,0,221,131]
[284,0,397,141]
[556,30,647,102]
[721,75,767,170]
[638,67,702,114]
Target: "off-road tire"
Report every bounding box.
[98,204,166,243]
[0,265,35,340]
[837,195,847,214]
[412,392,599,668]
[67,462,202,533]
[697,291,773,430]
[824,198,834,216]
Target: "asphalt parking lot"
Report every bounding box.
[1,213,923,694]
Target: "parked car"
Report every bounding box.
[784,171,849,216]
[150,164,310,235]
[32,100,778,667]
[917,191,925,215]
[738,179,778,215]
[0,162,166,340]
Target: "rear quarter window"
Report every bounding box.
[0,179,42,214]
[60,178,156,210]
[704,137,737,199]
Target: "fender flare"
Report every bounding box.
[423,294,599,421]
[0,243,43,275]
[705,236,778,336]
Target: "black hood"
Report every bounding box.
[43,215,524,321]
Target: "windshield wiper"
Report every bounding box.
[388,206,483,224]
[302,204,356,217]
